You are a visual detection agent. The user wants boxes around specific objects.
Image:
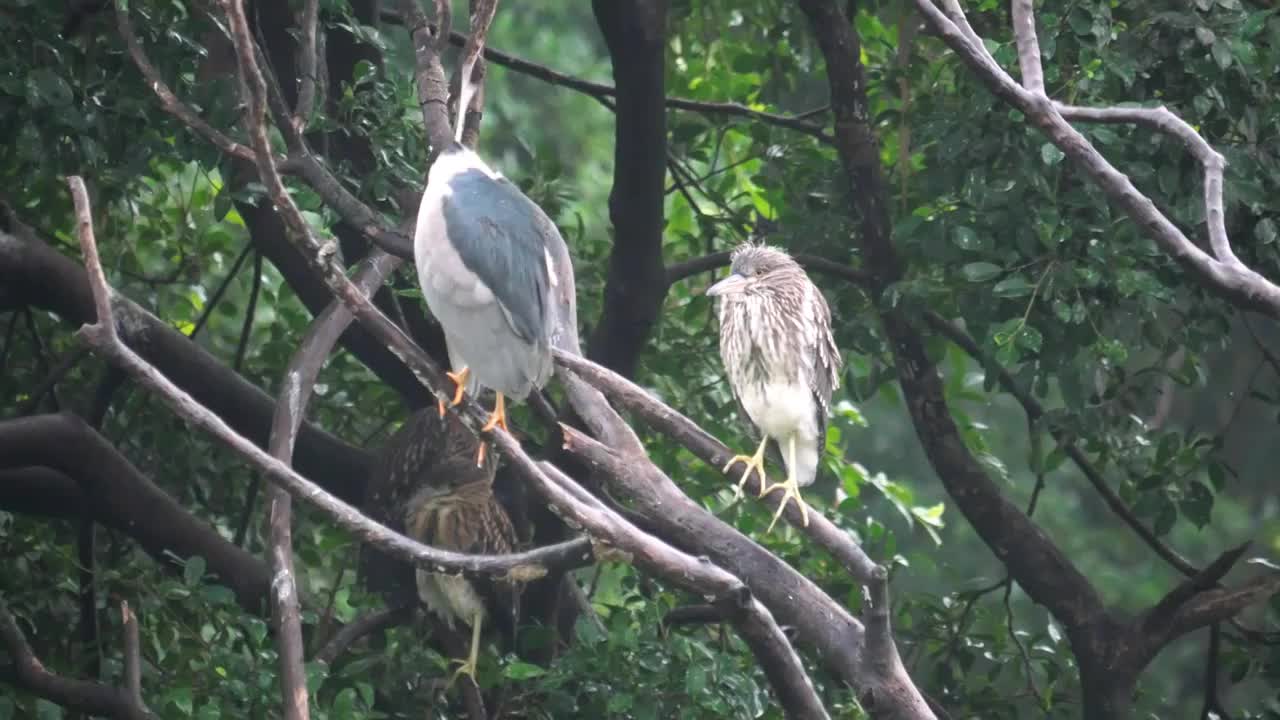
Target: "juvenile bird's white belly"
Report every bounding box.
[740,379,816,440]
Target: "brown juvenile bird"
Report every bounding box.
[403,429,519,683]
[706,243,842,531]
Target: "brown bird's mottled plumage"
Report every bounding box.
[707,243,842,532]
[402,426,519,682]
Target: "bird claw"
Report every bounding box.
[445,368,470,407]
[722,454,766,499]
[446,657,478,689]
[759,477,809,532]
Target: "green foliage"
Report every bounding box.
[1,0,1278,718]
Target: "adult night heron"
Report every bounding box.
[706,243,842,531]
[403,437,519,683]
[414,67,576,464]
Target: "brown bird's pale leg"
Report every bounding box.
[438,367,472,417]
[760,434,810,531]
[474,393,508,466]
[449,613,484,685]
[722,436,769,498]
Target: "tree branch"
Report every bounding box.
[585,0,671,378]
[914,0,1280,318]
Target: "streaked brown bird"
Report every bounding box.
[401,421,519,683]
[706,243,842,532]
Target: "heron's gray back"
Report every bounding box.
[415,167,562,398]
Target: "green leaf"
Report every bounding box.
[183,556,206,586]
[992,274,1034,297]
[952,226,985,251]
[1179,481,1213,528]
[504,661,546,680]
[1040,143,1065,165]
[1255,218,1277,245]
[961,262,1002,282]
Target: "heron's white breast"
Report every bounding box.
[739,379,818,440]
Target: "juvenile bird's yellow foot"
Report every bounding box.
[759,476,809,532]
[447,656,478,688]
[438,367,471,417]
[723,437,769,499]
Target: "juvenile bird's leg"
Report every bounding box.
[437,367,472,417]
[759,434,810,531]
[448,613,484,686]
[723,436,769,498]
[475,393,508,466]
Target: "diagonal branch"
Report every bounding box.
[914,0,1280,318]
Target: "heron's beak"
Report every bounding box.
[706,273,748,297]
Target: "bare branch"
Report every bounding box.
[535,459,830,720]
[313,606,415,665]
[264,242,401,720]
[913,0,1280,318]
[119,602,144,709]
[1010,0,1043,94]
[113,0,262,166]
[291,0,320,132]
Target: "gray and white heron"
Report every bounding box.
[706,243,842,531]
[413,64,577,465]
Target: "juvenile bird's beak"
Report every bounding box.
[706,273,748,297]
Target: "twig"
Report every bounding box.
[313,605,415,665]
[233,251,262,372]
[17,345,91,415]
[113,0,261,165]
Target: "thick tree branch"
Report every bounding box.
[0,414,272,608]
[586,0,670,378]
[0,229,374,500]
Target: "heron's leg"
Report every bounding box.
[474,393,509,466]
[438,367,471,417]
[722,436,769,498]
[759,434,810,531]
[481,392,509,432]
[448,613,484,686]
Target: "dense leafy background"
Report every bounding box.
[1,0,1278,717]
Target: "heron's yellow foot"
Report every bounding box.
[438,368,471,418]
[481,393,508,433]
[447,656,478,688]
[722,437,769,499]
[759,475,809,532]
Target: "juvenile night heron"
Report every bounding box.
[414,71,576,464]
[707,243,842,531]
[403,441,519,683]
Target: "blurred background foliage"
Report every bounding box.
[1,0,1278,717]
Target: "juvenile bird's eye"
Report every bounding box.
[754,267,764,277]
